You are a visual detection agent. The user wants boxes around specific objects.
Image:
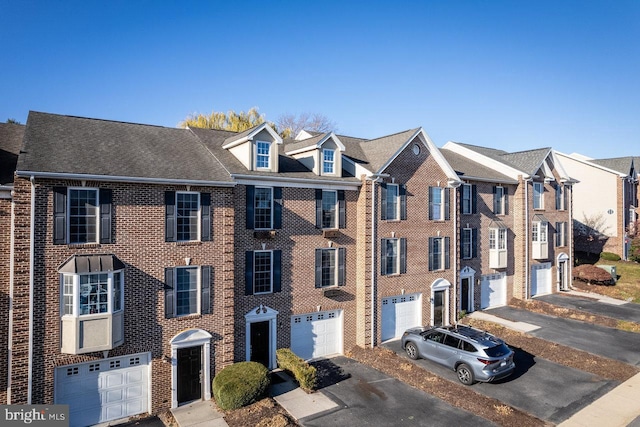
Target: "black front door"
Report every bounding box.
[177,346,202,404]
[250,321,270,367]
[461,277,471,312]
[433,290,445,326]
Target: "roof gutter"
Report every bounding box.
[15,171,236,187]
[231,174,362,189]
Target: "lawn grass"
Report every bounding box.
[574,258,640,303]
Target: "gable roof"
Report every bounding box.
[0,122,25,185]
[440,148,517,184]
[589,157,637,177]
[17,111,234,185]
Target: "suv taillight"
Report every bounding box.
[476,358,492,365]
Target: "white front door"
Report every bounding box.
[55,353,150,427]
[291,310,343,360]
[381,294,422,341]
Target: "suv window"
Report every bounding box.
[443,335,460,348]
[460,340,477,353]
[426,331,445,343]
[484,344,510,357]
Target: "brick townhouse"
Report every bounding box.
[442,142,575,307]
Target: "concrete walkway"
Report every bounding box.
[472,299,640,427]
[171,401,228,427]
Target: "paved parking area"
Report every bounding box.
[384,340,618,425]
[486,305,640,366]
[302,356,496,427]
[536,292,640,322]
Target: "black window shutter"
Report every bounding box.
[338,190,346,229]
[245,251,254,295]
[492,186,498,214]
[246,186,255,229]
[273,250,282,293]
[504,187,509,215]
[201,266,212,314]
[400,238,407,274]
[444,188,451,220]
[274,187,282,229]
[428,187,433,220]
[445,237,451,269]
[471,185,477,214]
[200,192,212,241]
[315,249,322,288]
[338,247,346,286]
[400,185,407,220]
[472,228,478,258]
[315,189,322,228]
[380,239,387,275]
[164,267,174,318]
[53,187,67,244]
[380,183,387,220]
[428,237,434,271]
[564,222,568,246]
[165,191,176,242]
[99,189,112,244]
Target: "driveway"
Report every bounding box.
[384,340,618,425]
[303,356,496,427]
[536,292,640,322]
[486,305,640,366]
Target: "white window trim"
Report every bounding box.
[495,186,505,215]
[462,184,472,215]
[386,184,400,221]
[533,182,544,210]
[322,148,336,175]
[532,221,548,243]
[556,184,565,210]
[253,250,274,295]
[255,140,271,170]
[555,222,566,247]
[254,186,274,230]
[174,266,201,317]
[175,191,201,242]
[68,187,100,244]
[432,187,445,221]
[61,270,124,317]
[384,238,400,275]
[322,190,338,229]
[319,248,338,288]
[489,228,508,253]
[431,237,445,271]
[462,228,473,259]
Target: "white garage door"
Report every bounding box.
[55,352,150,427]
[531,262,552,296]
[481,273,507,309]
[381,294,422,342]
[291,310,343,360]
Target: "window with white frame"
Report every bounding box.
[430,187,447,220]
[315,247,346,287]
[165,265,211,317]
[532,221,547,243]
[381,238,406,275]
[322,190,338,229]
[176,192,200,241]
[555,184,566,210]
[69,188,99,244]
[253,251,273,294]
[386,184,400,220]
[493,186,506,215]
[533,182,544,209]
[62,270,124,316]
[256,140,271,169]
[462,184,473,214]
[323,149,335,174]
[532,218,549,259]
[489,226,508,268]
[555,221,567,247]
[175,266,198,316]
[461,228,475,259]
[254,187,273,229]
[429,237,449,271]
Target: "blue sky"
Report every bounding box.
[2,0,639,159]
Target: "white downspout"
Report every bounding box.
[28,176,35,404]
[450,182,460,324]
[7,191,15,403]
[368,174,386,348]
[524,178,530,299]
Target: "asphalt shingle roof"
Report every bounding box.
[440,148,517,183]
[358,129,419,173]
[0,122,25,185]
[17,112,233,183]
[590,157,637,176]
[453,142,552,175]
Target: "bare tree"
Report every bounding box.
[574,212,611,256]
[276,112,337,139]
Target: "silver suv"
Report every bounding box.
[401,325,515,385]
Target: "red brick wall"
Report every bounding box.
[0,196,12,404]
[9,177,235,414]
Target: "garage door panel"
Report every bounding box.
[531,263,552,296]
[481,274,506,309]
[291,310,343,360]
[381,294,421,342]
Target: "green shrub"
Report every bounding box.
[212,361,269,410]
[276,348,317,391]
[630,237,640,263]
[600,252,621,261]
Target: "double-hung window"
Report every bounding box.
[533,182,544,209]
[381,183,406,221]
[54,187,113,245]
[532,217,549,259]
[493,186,507,215]
[315,247,346,287]
[256,140,271,169]
[429,237,450,271]
[461,184,476,214]
[555,221,567,247]
[245,250,282,295]
[489,224,508,268]
[323,149,335,174]
[176,192,200,241]
[555,184,566,210]
[386,184,399,220]
[63,271,124,316]
[461,228,477,259]
[429,187,450,221]
[254,187,273,230]
[381,238,407,275]
[165,191,211,242]
[316,189,345,229]
[164,265,212,317]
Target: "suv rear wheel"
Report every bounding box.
[456,363,475,385]
[405,342,419,360]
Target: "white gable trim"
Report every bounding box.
[222,123,283,149]
[555,151,627,178]
[285,132,345,155]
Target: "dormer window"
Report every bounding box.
[256,141,271,169]
[323,149,335,174]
